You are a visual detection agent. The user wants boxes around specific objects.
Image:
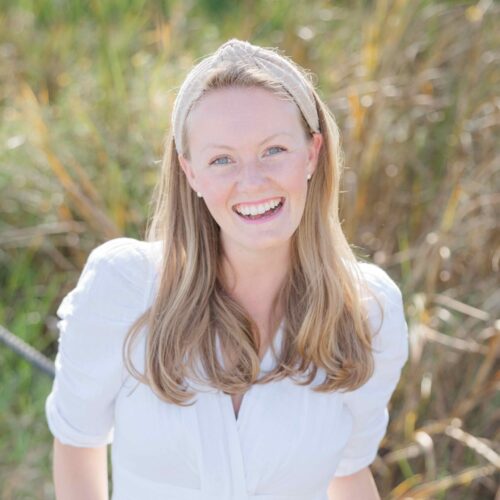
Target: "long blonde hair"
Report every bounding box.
[123,60,382,405]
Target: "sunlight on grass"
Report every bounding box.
[1,1,498,498]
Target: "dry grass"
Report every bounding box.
[0,0,498,498]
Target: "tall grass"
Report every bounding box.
[1,0,498,498]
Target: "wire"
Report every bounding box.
[0,324,55,378]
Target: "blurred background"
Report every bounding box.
[0,0,498,498]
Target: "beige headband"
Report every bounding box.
[171,38,320,156]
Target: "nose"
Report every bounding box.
[237,160,268,190]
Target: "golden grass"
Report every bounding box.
[0,0,498,498]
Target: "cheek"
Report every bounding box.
[199,177,231,215]
[285,165,308,200]
[206,193,229,214]
[288,174,307,192]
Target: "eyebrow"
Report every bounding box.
[201,132,293,152]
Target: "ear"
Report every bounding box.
[307,132,323,176]
[178,153,199,194]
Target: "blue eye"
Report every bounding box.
[210,156,230,166]
[210,146,286,165]
[267,146,286,155]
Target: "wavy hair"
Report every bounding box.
[123,55,382,406]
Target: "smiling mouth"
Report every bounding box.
[232,197,285,220]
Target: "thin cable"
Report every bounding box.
[0,324,55,378]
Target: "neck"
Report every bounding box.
[220,238,290,334]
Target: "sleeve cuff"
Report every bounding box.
[333,449,378,477]
[45,391,114,448]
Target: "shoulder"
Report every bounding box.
[85,237,160,288]
[88,236,152,268]
[345,260,404,313]
[347,260,409,359]
[340,261,410,407]
[57,238,158,321]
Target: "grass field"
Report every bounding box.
[1,0,499,498]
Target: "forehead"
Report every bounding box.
[186,87,303,147]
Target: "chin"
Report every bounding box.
[220,224,296,252]
[238,236,292,252]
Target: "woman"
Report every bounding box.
[46,39,409,500]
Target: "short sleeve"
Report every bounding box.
[45,237,153,447]
[333,263,410,477]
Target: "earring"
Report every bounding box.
[307,173,312,180]
[197,192,202,198]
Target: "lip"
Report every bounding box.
[232,198,285,225]
[232,196,285,212]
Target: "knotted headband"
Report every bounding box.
[171,38,320,156]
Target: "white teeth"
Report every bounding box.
[236,198,281,216]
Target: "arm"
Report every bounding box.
[53,438,109,500]
[327,467,380,500]
[46,240,152,498]
[328,264,409,496]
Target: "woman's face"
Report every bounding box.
[178,86,323,255]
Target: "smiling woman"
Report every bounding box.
[45,38,409,500]
[178,86,322,253]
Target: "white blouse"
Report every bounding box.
[45,237,409,500]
